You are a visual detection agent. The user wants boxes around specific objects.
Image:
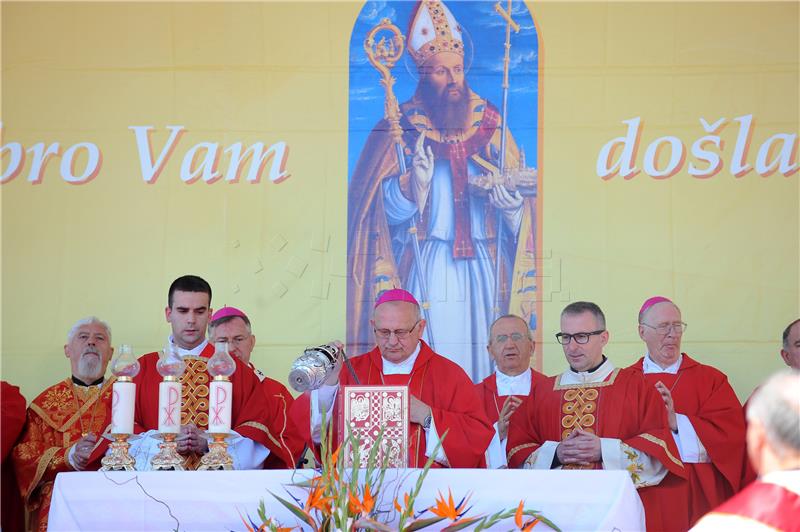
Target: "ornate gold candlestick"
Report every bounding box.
[151,432,185,471]
[198,432,233,470]
[100,433,136,471]
[151,343,186,471]
[198,343,236,470]
[100,348,139,471]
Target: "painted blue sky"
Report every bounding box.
[348,0,540,178]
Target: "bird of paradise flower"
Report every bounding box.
[241,412,560,531]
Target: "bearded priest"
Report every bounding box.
[12,317,116,532]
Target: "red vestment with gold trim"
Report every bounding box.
[629,354,747,529]
[12,378,114,532]
[132,343,298,469]
[291,341,494,468]
[506,366,686,531]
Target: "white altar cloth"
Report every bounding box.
[49,469,644,531]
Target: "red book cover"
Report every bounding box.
[339,385,409,468]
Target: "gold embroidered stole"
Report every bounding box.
[180,357,210,469]
[554,369,620,470]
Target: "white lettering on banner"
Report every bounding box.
[596,117,641,180]
[129,125,185,184]
[0,123,26,184]
[0,124,294,186]
[61,142,102,184]
[130,126,291,185]
[224,141,290,183]
[1,123,104,185]
[180,142,222,184]
[643,136,684,179]
[688,117,725,178]
[598,115,798,180]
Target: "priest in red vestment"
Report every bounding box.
[476,314,546,468]
[291,288,493,468]
[128,275,276,470]
[12,317,116,532]
[691,370,800,531]
[2,380,27,532]
[208,305,304,468]
[628,296,747,529]
[507,301,686,531]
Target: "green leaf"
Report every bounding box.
[257,499,268,524]
[268,491,317,529]
[440,516,483,531]
[524,511,561,532]
[354,517,394,531]
[403,516,446,531]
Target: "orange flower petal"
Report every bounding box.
[515,500,525,529]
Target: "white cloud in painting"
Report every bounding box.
[358,1,396,23]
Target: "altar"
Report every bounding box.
[48,469,645,531]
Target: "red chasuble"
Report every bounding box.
[2,381,27,532]
[475,369,547,426]
[132,343,294,469]
[629,354,747,528]
[696,478,800,531]
[291,341,494,468]
[506,366,686,531]
[12,378,115,532]
[258,376,304,469]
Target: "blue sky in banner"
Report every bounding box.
[347,0,540,179]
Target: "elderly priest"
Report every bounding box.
[628,296,747,529]
[291,288,493,468]
[12,317,116,532]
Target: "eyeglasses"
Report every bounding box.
[555,330,605,345]
[374,320,420,340]
[641,322,687,335]
[217,335,250,346]
[494,332,526,344]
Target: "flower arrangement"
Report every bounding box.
[240,414,559,532]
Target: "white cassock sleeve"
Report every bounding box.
[484,423,508,469]
[672,413,710,463]
[599,438,668,487]
[423,416,449,466]
[310,384,339,444]
[124,429,269,470]
[522,438,668,488]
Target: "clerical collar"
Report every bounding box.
[561,356,616,385]
[570,355,607,375]
[495,368,531,396]
[643,352,683,374]
[72,375,104,387]
[382,342,421,375]
[169,337,209,357]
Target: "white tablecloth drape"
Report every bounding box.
[49,469,645,531]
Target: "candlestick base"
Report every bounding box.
[100,434,136,471]
[151,433,185,471]
[197,433,233,471]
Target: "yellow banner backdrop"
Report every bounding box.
[2,1,797,402]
